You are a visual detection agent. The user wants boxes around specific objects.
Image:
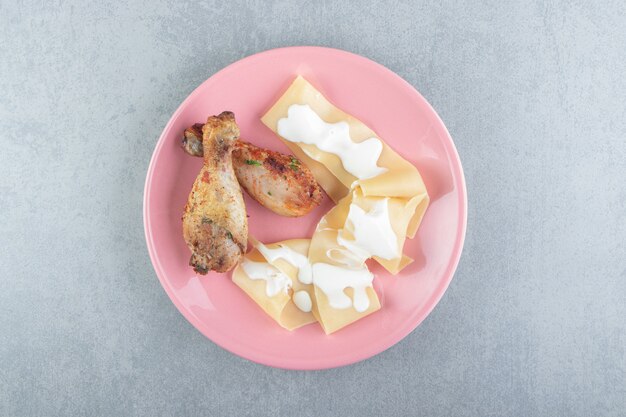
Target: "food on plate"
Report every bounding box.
[182,123,323,217]
[182,111,248,274]
[232,239,317,330]
[261,76,428,204]
[179,75,430,334]
[262,76,429,274]
[232,140,323,217]
[250,75,430,333]
[262,76,429,215]
[311,263,380,334]
[309,188,421,275]
[238,234,381,334]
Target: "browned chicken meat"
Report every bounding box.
[231,140,323,216]
[182,112,248,274]
[182,124,323,217]
[182,123,205,156]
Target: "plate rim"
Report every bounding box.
[143,45,468,370]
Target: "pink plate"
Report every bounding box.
[144,46,467,370]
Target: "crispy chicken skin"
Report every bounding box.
[182,112,248,274]
[182,124,323,217]
[231,140,323,216]
[182,123,205,157]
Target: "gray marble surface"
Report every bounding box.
[1,1,625,416]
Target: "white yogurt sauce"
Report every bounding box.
[241,260,292,297]
[292,291,312,313]
[312,263,374,312]
[256,243,313,284]
[325,247,365,268]
[277,104,387,180]
[336,198,399,261]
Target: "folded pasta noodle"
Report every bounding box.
[261,75,429,239]
[262,76,429,276]
[307,196,382,333]
[311,262,381,335]
[311,189,420,275]
[243,236,381,334]
[252,75,432,333]
[232,239,317,331]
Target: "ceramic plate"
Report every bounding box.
[144,46,467,370]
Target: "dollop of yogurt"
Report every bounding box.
[336,197,399,262]
[277,104,387,180]
[293,291,312,313]
[312,263,374,312]
[241,260,292,297]
[256,243,312,284]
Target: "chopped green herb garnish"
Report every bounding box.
[201,217,212,224]
[289,157,300,171]
[267,191,272,196]
[226,231,233,239]
[245,159,262,166]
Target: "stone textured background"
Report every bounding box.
[1,1,625,416]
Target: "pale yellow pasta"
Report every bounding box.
[261,75,430,235]
[349,189,423,273]
[306,195,381,333]
[313,286,381,335]
[309,189,419,275]
[249,238,317,324]
[232,242,316,331]
[248,75,433,333]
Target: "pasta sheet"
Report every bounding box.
[251,75,433,333]
[261,75,429,240]
[232,239,317,331]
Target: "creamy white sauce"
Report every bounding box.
[256,243,313,285]
[293,291,312,313]
[241,260,292,297]
[277,104,387,180]
[337,198,399,261]
[326,248,365,268]
[312,263,374,312]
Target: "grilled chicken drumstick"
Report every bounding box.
[182,123,323,217]
[182,112,248,274]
